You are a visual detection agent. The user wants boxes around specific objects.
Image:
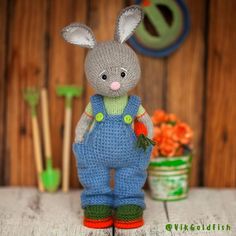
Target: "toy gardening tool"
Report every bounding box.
[40,88,61,192]
[23,88,45,192]
[56,86,83,192]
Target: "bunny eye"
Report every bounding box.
[99,70,107,81]
[120,68,127,78]
[121,72,126,78]
[101,74,107,80]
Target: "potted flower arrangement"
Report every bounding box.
[148,110,193,201]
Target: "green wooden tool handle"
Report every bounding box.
[41,88,52,160]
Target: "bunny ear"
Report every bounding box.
[115,5,143,43]
[61,23,96,49]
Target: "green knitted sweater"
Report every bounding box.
[85,95,145,117]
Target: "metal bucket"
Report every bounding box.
[148,155,192,201]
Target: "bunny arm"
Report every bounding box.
[137,112,154,139]
[74,113,94,143]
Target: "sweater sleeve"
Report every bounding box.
[84,102,93,118]
[136,105,146,118]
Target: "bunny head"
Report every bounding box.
[61,5,143,97]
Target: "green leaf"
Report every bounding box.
[136,135,156,151]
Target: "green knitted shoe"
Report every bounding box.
[84,205,113,228]
[84,205,112,220]
[114,205,144,229]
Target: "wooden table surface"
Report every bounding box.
[0,188,235,236]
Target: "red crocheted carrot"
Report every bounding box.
[134,121,148,136]
[134,120,155,151]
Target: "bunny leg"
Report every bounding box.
[113,166,147,229]
[79,165,113,208]
[113,166,146,208]
[78,165,113,228]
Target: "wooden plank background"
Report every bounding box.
[0,0,7,185]
[0,0,236,188]
[204,0,236,187]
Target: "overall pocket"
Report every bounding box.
[136,145,153,170]
[73,142,88,168]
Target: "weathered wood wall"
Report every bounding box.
[0,0,235,188]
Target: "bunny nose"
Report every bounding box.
[110,81,121,91]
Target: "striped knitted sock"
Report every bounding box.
[114,205,144,229]
[84,205,113,228]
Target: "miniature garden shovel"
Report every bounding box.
[56,86,83,192]
[40,88,61,192]
[23,88,44,192]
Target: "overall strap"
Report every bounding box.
[90,95,106,122]
[123,96,141,124]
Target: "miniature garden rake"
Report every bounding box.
[56,86,83,192]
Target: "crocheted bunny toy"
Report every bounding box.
[62,5,154,229]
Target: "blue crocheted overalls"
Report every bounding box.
[73,95,152,209]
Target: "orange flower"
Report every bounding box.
[175,147,184,156]
[173,122,193,145]
[160,123,174,137]
[152,124,179,157]
[152,128,160,158]
[153,127,161,137]
[167,113,178,123]
[152,110,168,125]
[158,136,180,157]
[151,144,159,159]
[151,109,193,157]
